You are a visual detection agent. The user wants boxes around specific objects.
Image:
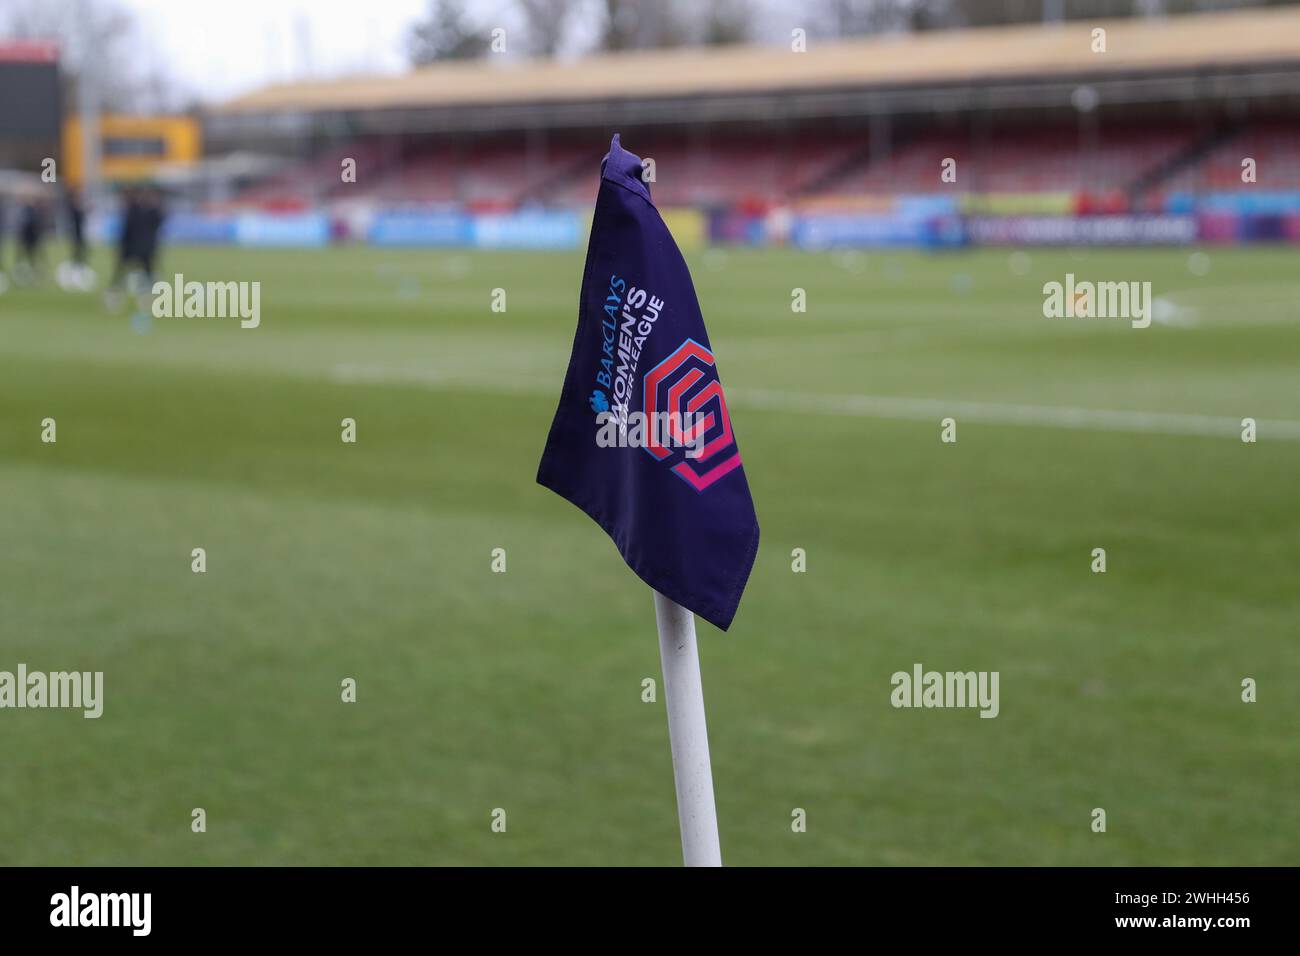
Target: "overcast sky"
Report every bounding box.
[121,0,448,101]
[115,0,731,104]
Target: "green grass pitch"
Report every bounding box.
[1,242,1296,865]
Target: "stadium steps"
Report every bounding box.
[1127,122,1245,199]
[516,152,597,206]
[324,142,407,200]
[801,140,876,195]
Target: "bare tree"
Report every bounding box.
[597,0,638,50]
[814,0,963,35]
[407,0,489,65]
[1,0,184,113]
[810,0,1277,36]
[595,0,690,51]
[699,0,757,45]
[815,0,894,35]
[516,0,578,56]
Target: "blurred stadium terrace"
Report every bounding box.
[4,5,1299,250]
[154,5,1300,251]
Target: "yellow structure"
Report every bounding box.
[62,115,201,186]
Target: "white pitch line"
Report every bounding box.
[330,364,1300,442]
[734,388,1300,441]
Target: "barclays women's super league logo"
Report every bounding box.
[641,339,742,492]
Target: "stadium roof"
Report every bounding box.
[217,7,1300,118]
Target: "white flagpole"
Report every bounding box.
[653,590,722,867]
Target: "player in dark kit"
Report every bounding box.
[0,194,8,292]
[15,198,49,284]
[107,186,166,309]
[65,188,87,265]
[109,187,140,289]
[135,188,166,281]
[57,187,96,292]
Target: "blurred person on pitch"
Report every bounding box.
[105,186,140,308]
[0,193,8,293]
[106,186,166,310]
[57,186,96,292]
[14,196,50,286]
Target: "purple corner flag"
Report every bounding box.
[537,134,760,631]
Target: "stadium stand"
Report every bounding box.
[199,7,1300,246]
[229,118,1290,210]
[833,124,1200,195]
[234,141,386,207]
[1162,122,1300,193]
